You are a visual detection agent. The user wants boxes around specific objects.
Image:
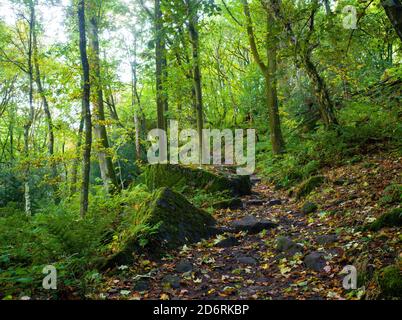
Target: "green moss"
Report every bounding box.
[379,184,402,206]
[106,187,215,266]
[295,175,325,199]
[144,187,215,247]
[377,265,402,298]
[369,208,402,231]
[301,201,318,214]
[143,164,251,196]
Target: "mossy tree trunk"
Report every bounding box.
[242,0,285,154]
[88,10,119,193]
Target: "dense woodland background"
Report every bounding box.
[0,0,401,300]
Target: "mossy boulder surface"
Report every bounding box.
[143,187,215,247]
[295,176,325,199]
[143,164,251,196]
[301,201,318,214]
[368,208,402,231]
[377,264,402,298]
[105,188,215,266]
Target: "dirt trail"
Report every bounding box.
[97,152,401,300]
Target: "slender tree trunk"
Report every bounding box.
[131,61,143,161]
[302,54,338,127]
[70,113,84,196]
[32,15,59,202]
[187,0,204,161]
[265,14,285,154]
[24,1,35,216]
[155,0,166,131]
[269,0,338,128]
[242,0,285,154]
[88,15,119,193]
[78,0,92,217]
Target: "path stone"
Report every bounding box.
[236,256,257,265]
[276,236,303,255]
[267,199,282,206]
[207,225,234,236]
[304,251,327,271]
[212,198,243,210]
[162,275,181,289]
[316,234,338,245]
[229,215,277,234]
[215,236,239,248]
[175,260,193,273]
[246,199,265,206]
[132,279,150,291]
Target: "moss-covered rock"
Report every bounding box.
[368,208,402,231]
[106,187,215,266]
[143,164,251,196]
[379,184,402,206]
[295,175,325,199]
[301,201,318,214]
[377,264,402,298]
[145,187,215,246]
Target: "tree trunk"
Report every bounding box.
[266,15,285,154]
[269,0,338,129]
[242,0,285,154]
[187,0,204,161]
[70,112,84,196]
[24,1,35,216]
[302,53,338,127]
[78,0,92,217]
[155,0,166,131]
[32,14,59,202]
[88,15,119,193]
[383,0,402,42]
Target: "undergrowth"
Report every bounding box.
[0,184,153,299]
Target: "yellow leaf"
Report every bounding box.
[160,293,170,300]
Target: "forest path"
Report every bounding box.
[97,152,401,300]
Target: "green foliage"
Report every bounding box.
[368,208,402,231]
[0,165,23,208]
[295,176,325,200]
[301,201,318,215]
[379,184,402,206]
[376,264,402,298]
[258,100,402,189]
[0,184,154,298]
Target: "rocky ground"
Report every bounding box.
[93,152,401,300]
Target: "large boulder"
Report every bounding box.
[106,187,215,265]
[140,187,215,246]
[143,164,251,196]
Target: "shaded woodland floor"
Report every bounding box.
[79,151,401,300]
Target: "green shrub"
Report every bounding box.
[295,176,325,199]
[379,184,402,206]
[377,264,402,298]
[368,208,402,231]
[0,184,153,298]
